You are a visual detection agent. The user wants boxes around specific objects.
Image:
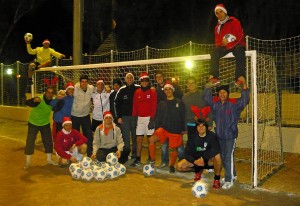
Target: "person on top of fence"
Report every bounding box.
[114,73,140,163]
[208,4,246,88]
[91,79,111,132]
[203,79,250,190]
[24,86,57,169]
[154,71,184,169]
[25,38,66,85]
[131,72,157,167]
[54,117,87,167]
[148,81,185,173]
[176,119,222,189]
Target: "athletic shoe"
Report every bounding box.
[158,163,168,168]
[194,170,203,181]
[213,179,221,190]
[222,182,234,190]
[149,160,155,165]
[47,160,58,165]
[130,159,141,167]
[206,169,214,173]
[221,176,237,184]
[24,161,30,170]
[169,166,175,173]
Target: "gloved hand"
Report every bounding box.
[148,117,155,130]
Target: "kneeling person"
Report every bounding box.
[176,119,222,189]
[91,111,125,163]
[148,82,185,173]
[54,117,88,166]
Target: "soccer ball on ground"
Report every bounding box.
[143,164,155,176]
[192,181,207,198]
[115,163,126,176]
[106,152,118,165]
[24,33,33,42]
[93,167,107,181]
[81,168,94,181]
[69,162,80,174]
[71,166,82,180]
[106,166,119,179]
[80,157,92,169]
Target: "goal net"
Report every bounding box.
[35,50,283,187]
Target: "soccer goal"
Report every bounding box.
[35,50,283,188]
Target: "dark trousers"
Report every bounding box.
[210,45,246,80]
[91,119,102,132]
[119,116,137,160]
[71,114,93,157]
[24,122,53,155]
[96,147,127,164]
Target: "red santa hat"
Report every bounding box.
[42,39,50,45]
[62,117,72,126]
[163,81,175,91]
[139,72,149,81]
[65,82,74,91]
[214,4,227,15]
[103,111,113,119]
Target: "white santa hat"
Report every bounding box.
[62,117,72,126]
[139,72,149,81]
[97,79,104,85]
[125,73,134,80]
[103,111,113,119]
[163,81,175,91]
[65,81,74,91]
[214,4,227,15]
[42,39,50,45]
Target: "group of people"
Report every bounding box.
[24,3,249,190]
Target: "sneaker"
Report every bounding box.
[194,170,203,181]
[206,169,214,173]
[213,179,221,189]
[169,166,175,173]
[158,163,168,168]
[130,159,141,167]
[149,160,155,165]
[47,160,58,165]
[24,161,30,170]
[222,182,234,190]
[221,176,237,184]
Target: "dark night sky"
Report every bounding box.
[0,0,299,64]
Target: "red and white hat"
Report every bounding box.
[214,4,227,15]
[62,117,72,126]
[139,72,149,81]
[164,81,175,91]
[103,111,113,119]
[42,39,50,44]
[65,82,74,91]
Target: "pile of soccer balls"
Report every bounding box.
[69,152,126,181]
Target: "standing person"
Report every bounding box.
[208,4,246,87]
[131,72,157,166]
[71,74,94,157]
[204,79,249,190]
[155,71,184,168]
[91,79,111,132]
[114,73,140,162]
[176,119,222,189]
[109,78,122,124]
[51,82,75,141]
[91,111,125,163]
[182,77,213,135]
[25,38,65,85]
[148,82,185,173]
[54,117,87,166]
[24,86,57,169]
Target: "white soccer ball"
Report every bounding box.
[106,166,119,179]
[71,165,82,180]
[81,168,94,181]
[114,163,126,176]
[99,162,110,172]
[69,162,80,174]
[93,167,107,181]
[106,152,118,165]
[143,164,155,176]
[191,181,207,198]
[223,33,236,43]
[80,157,92,169]
[24,33,33,42]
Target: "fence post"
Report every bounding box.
[16,61,20,107]
[189,41,192,55]
[0,63,3,105]
[146,45,149,73]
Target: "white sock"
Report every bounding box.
[24,155,31,169]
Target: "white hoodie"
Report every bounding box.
[71,82,94,117]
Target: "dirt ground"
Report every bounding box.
[0,118,299,206]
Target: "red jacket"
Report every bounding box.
[54,129,87,159]
[214,16,246,50]
[132,87,157,118]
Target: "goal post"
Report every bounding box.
[34,50,283,188]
